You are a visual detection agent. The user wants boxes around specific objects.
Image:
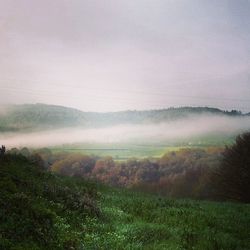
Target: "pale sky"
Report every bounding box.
[0,0,250,112]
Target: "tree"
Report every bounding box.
[214,132,250,203]
[0,145,6,156]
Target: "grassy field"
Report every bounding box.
[1,155,249,249]
[84,185,250,249]
[50,135,234,160]
[51,143,177,159]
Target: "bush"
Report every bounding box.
[0,154,100,249]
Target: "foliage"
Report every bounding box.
[0,154,99,249]
[49,148,223,199]
[0,154,250,249]
[213,132,250,202]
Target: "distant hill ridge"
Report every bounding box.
[0,103,246,132]
[0,104,86,132]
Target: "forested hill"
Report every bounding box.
[0,104,86,132]
[83,106,243,127]
[0,103,245,132]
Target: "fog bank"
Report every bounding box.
[1,115,250,148]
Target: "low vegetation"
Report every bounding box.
[1,132,250,249]
[0,154,99,249]
[0,154,250,249]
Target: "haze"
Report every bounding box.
[1,115,250,148]
[0,0,250,112]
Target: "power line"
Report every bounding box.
[0,82,250,103]
[0,83,250,111]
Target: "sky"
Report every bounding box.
[0,0,250,112]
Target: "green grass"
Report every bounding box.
[1,155,249,249]
[83,185,250,249]
[50,143,179,160]
[50,136,234,160]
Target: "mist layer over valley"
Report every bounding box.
[0,104,249,151]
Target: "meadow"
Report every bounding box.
[50,134,234,160]
[86,185,250,249]
[51,143,177,160]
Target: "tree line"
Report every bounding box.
[6,132,250,203]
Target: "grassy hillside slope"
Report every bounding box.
[0,155,99,249]
[0,155,250,249]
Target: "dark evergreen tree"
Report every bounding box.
[214,132,250,203]
[0,145,6,156]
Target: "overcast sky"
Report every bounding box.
[0,0,250,112]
